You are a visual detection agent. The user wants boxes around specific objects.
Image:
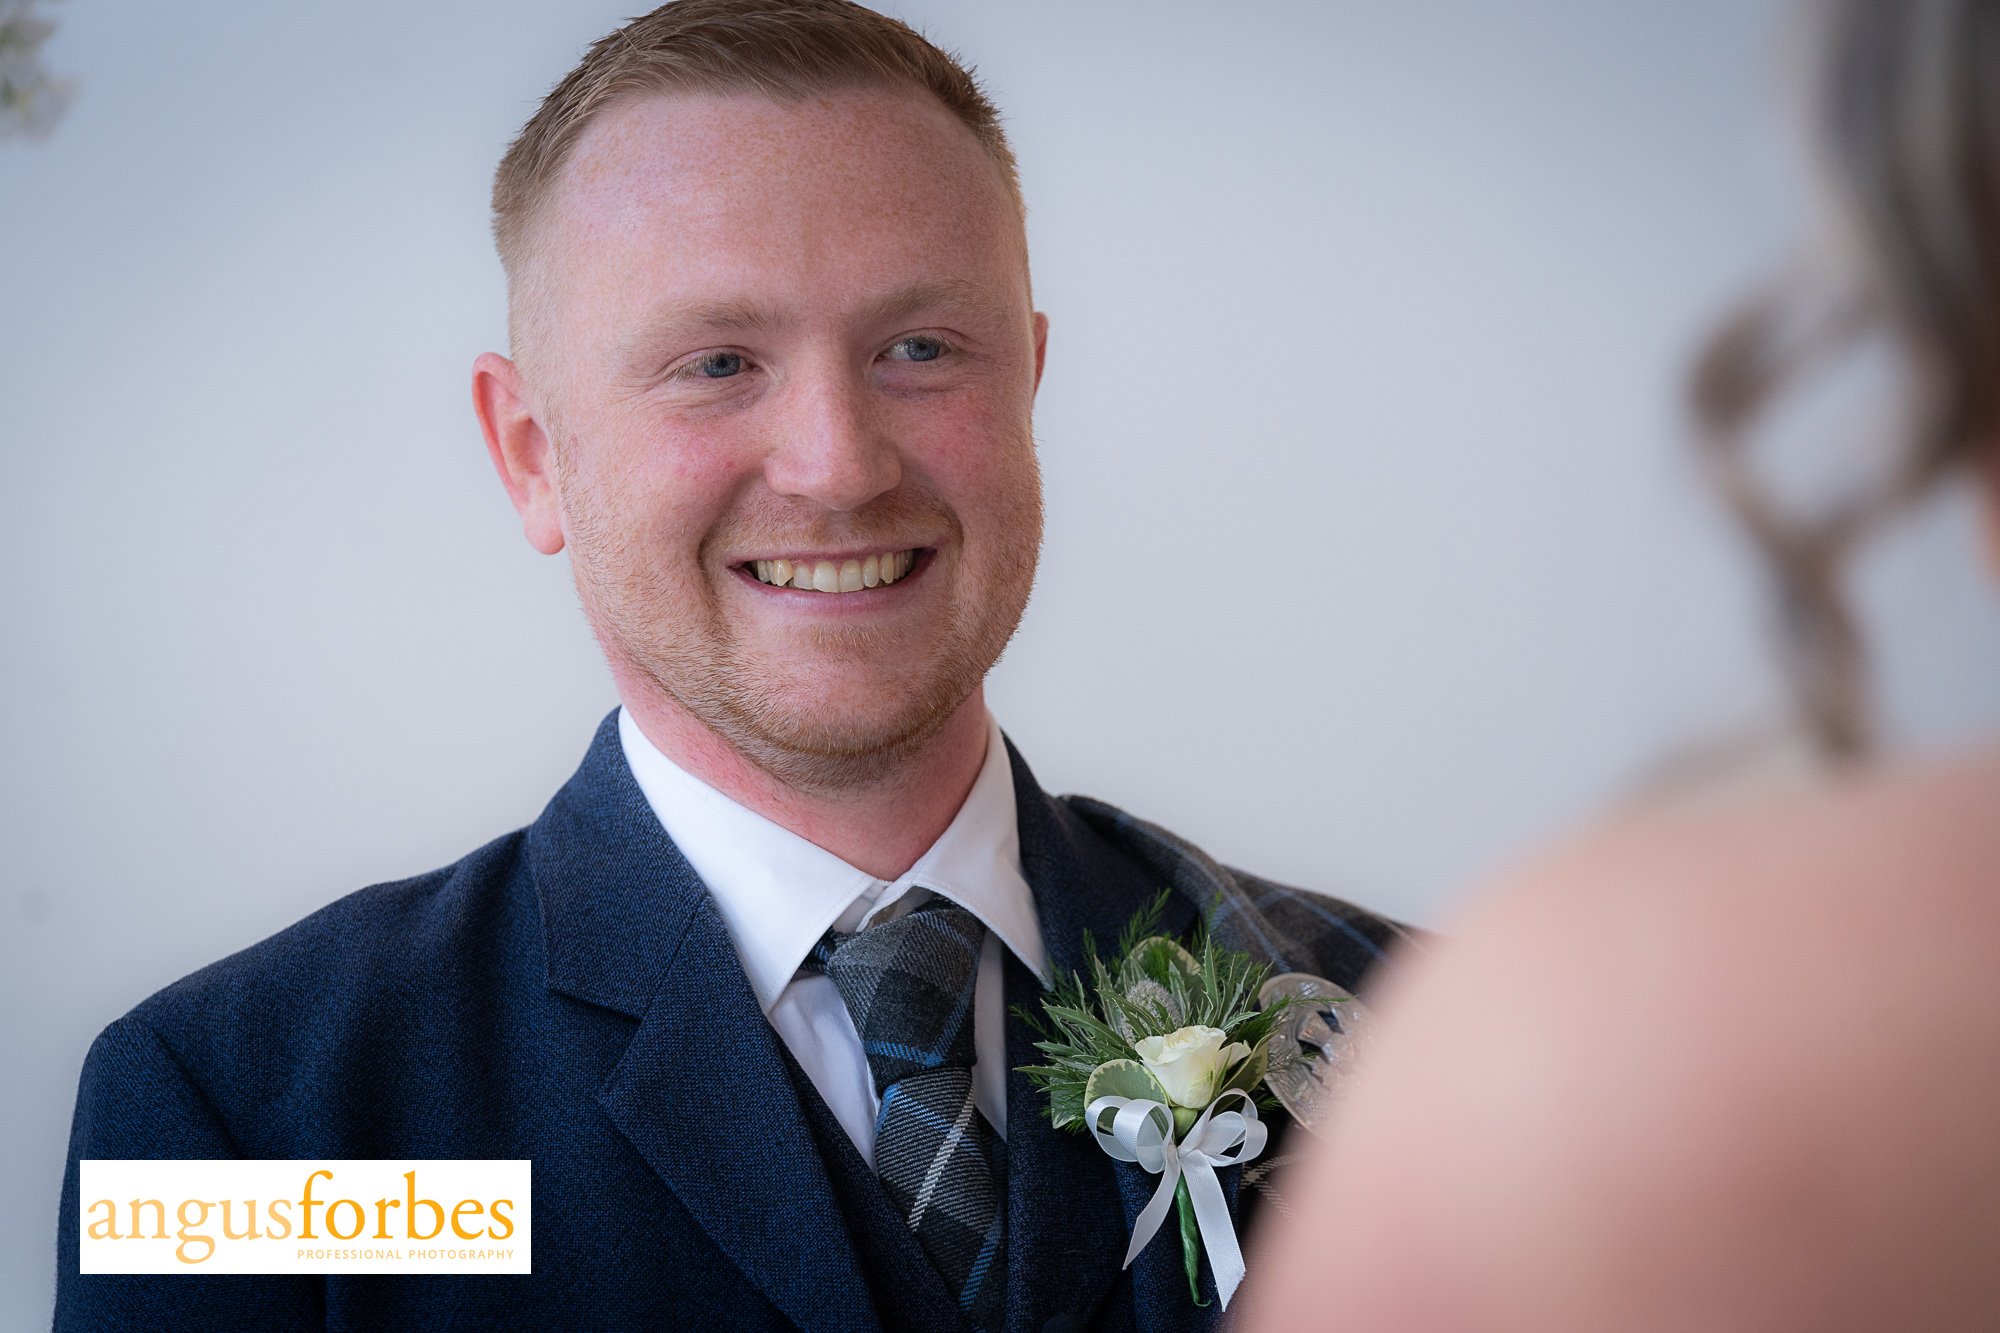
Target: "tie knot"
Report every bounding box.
[804,898,984,1095]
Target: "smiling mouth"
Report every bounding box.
[741,548,921,594]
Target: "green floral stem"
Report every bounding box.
[1175,1176,1209,1307]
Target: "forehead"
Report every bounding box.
[538,86,1026,322]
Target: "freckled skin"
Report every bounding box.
[475,87,1048,872]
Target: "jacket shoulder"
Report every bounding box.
[103,829,535,1119]
[1056,793,1422,991]
[135,828,529,1017]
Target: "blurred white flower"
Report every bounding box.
[1,0,74,142]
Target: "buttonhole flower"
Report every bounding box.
[1133,1024,1250,1110]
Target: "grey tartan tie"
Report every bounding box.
[803,899,1006,1330]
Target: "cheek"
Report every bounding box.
[567,410,754,549]
[895,392,1040,518]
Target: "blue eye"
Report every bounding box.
[887,335,946,363]
[692,351,744,379]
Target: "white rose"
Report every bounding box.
[1133,1025,1251,1110]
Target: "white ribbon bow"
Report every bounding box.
[1084,1088,1269,1310]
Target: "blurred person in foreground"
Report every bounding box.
[1246,1,2000,1329]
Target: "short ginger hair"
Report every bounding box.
[490,0,1022,347]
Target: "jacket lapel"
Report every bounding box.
[529,713,881,1333]
[1006,738,1278,1332]
[1004,739,1224,1333]
[1002,950,1127,1333]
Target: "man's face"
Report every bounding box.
[523,87,1045,789]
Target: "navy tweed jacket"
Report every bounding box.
[56,712,1414,1331]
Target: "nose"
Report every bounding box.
[760,364,902,512]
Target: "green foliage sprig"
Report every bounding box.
[1016,891,1305,1132]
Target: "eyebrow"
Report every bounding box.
[856,277,1012,330]
[619,277,1016,367]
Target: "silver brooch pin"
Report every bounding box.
[1257,972,1375,1137]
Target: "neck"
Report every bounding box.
[615,684,993,882]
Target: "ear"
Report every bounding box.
[472,352,565,555]
[1030,310,1049,396]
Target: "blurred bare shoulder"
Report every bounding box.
[1243,743,2000,1332]
[1439,739,2000,1015]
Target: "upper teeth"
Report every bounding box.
[749,550,916,592]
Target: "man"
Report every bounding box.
[57,2,1411,1328]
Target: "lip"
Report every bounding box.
[731,545,927,567]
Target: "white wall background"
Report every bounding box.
[6,0,1999,1321]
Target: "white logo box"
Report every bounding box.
[79,1159,532,1274]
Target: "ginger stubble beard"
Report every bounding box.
[552,432,1043,796]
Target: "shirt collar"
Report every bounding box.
[617,707,1048,1014]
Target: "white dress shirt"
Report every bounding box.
[618,707,1048,1167]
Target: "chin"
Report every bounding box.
[754,677,967,760]
[638,640,983,793]
[728,695,969,792]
